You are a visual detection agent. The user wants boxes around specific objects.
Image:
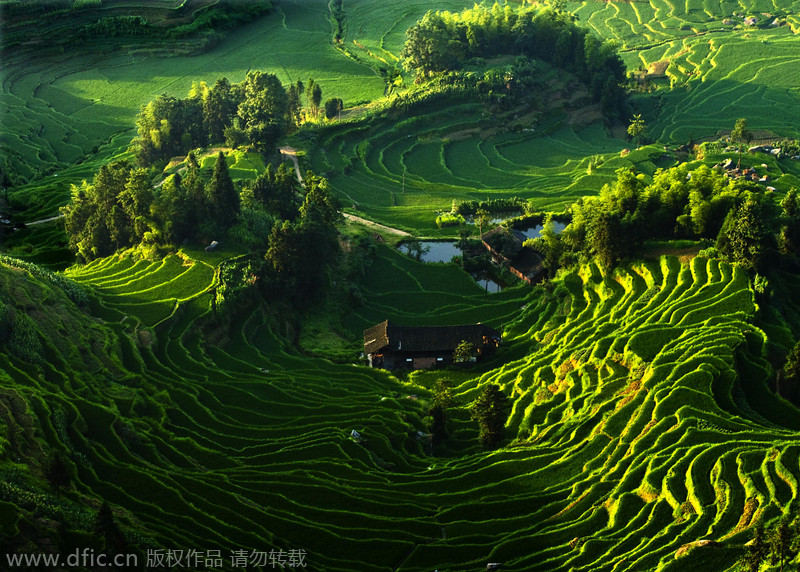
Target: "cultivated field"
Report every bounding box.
[3,0,800,569]
[3,253,797,570]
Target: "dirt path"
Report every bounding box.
[27,214,65,226]
[280,146,304,183]
[280,146,411,237]
[342,213,411,236]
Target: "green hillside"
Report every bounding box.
[3,0,800,570]
[3,252,798,570]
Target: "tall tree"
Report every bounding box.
[94,502,127,555]
[324,97,343,120]
[203,77,238,143]
[470,383,511,449]
[237,71,288,151]
[731,117,752,169]
[250,163,300,220]
[44,452,70,500]
[429,377,456,445]
[207,152,240,233]
[587,209,625,268]
[779,188,800,255]
[716,192,778,272]
[767,517,799,572]
[310,83,323,118]
[527,215,564,278]
[453,340,477,363]
[739,526,769,572]
[627,113,646,147]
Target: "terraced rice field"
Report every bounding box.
[342,244,528,334]
[308,106,665,232]
[3,251,797,570]
[65,253,217,326]
[571,0,800,141]
[0,0,384,183]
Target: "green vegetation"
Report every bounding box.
[4,0,800,570]
[400,3,628,119]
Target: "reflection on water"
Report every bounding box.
[465,211,523,225]
[398,241,461,263]
[471,272,503,293]
[518,221,567,240]
[398,241,503,291]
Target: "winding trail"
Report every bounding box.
[27,214,65,226]
[280,146,304,183]
[280,146,411,237]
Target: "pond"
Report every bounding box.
[398,241,505,292]
[471,271,504,293]
[518,220,567,240]
[465,210,523,225]
[398,241,461,263]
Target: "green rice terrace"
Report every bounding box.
[2,0,800,570]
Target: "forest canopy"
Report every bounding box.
[400,3,628,120]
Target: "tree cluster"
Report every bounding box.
[400,3,628,120]
[61,149,344,307]
[541,164,796,273]
[739,516,800,572]
[133,71,326,166]
[263,172,343,304]
[60,152,240,261]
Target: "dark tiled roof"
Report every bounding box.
[364,320,500,354]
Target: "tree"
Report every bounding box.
[429,377,456,445]
[476,208,490,237]
[627,113,646,147]
[527,215,564,278]
[716,192,778,272]
[324,97,344,120]
[250,163,300,221]
[264,172,341,303]
[94,502,127,554]
[767,517,799,572]
[44,452,70,499]
[470,384,511,449]
[739,525,769,572]
[779,188,800,255]
[404,239,430,262]
[203,77,238,143]
[731,117,752,169]
[207,152,240,233]
[453,340,477,364]
[310,83,323,118]
[783,340,800,382]
[587,209,625,268]
[237,71,288,151]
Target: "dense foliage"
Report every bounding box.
[400,3,628,120]
[470,383,511,449]
[0,0,273,53]
[546,164,798,272]
[60,153,242,261]
[134,71,294,165]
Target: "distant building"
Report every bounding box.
[481,226,544,284]
[364,320,501,369]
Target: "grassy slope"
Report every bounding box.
[3,253,799,571]
[0,0,385,185]
[570,0,800,141]
[3,0,800,569]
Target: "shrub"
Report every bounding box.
[436,213,465,228]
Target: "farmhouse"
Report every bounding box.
[364,320,501,369]
[482,227,544,284]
